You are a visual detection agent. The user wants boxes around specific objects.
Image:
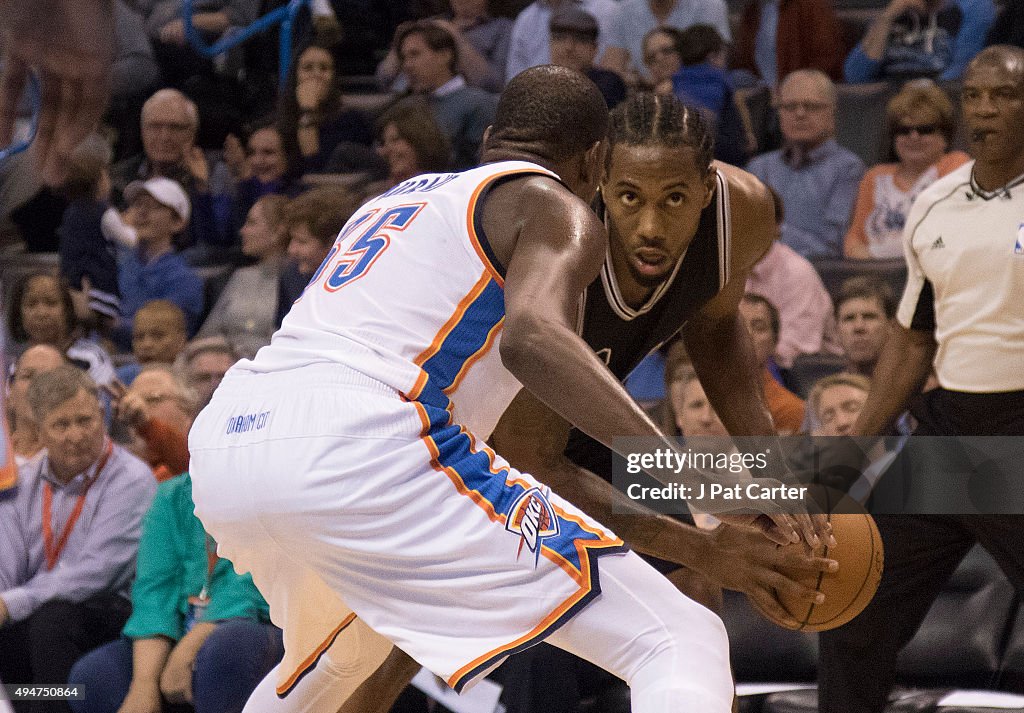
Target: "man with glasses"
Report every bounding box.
[0,366,155,711]
[111,88,223,251]
[746,69,864,259]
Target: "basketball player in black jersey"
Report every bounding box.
[331,93,835,713]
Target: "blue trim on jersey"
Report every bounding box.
[417,277,505,410]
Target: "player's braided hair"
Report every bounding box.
[607,93,714,176]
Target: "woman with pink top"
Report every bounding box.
[844,80,969,259]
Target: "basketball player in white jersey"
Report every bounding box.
[189,66,819,713]
[324,92,841,713]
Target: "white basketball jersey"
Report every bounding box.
[243,161,558,437]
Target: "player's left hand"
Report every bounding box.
[0,0,115,185]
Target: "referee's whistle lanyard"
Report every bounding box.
[41,438,114,571]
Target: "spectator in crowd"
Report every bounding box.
[844,0,996,83]
[58,135,123,331]
[274,188,361,327]
[68,470,282,713]
[641,25,683,94]
[746,187,839,368]
[549,7,626,109]
[731,0,845,87]
[844,80,970,259]
[601,0,731,83]
[134,0,260,88]
[118,300,190,385]
[198,195,289,360]
[377,0,513,93]
[395,21,499,168]
[671,24,750,165]
[738,293,806,434]
[112,366,197,482]
[666,363,727,438]
[230,124,301,240]
[110,89,223,250]
[278,43,374,175]
[373,102,453,189]
[834,275,896,378]
[180,338,238,411]
[0,367,156,707]
[808,372,871,437]
[116,178,205,349]
[746,69,865,258]
[6,346,66,467]
[6,273,119,391]
[505,0,618,83]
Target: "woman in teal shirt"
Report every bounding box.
[69,474,283,713]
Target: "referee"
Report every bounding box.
[818,45,1024,713]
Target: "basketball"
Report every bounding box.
[758,502,884,633]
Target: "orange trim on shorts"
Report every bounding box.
[465,168,551,287]
[446,534,624,691]
[275,612,358,697]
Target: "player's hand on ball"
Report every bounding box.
[704,522,838,628]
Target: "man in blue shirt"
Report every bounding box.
[0,367,155,710]
[115,177,204,350]
[746,69,865,258]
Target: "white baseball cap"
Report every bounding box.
[124,177,191,223]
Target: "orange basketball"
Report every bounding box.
[758,501,884,632]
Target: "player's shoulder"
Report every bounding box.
[715,162,775,259]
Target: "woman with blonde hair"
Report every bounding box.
[844,80,969,259]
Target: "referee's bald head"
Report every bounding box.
[966,45,1024,84]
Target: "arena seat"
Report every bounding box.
[835,81,901,166]
[786,352,847,399]
[762,546,1021,713]
[809,257,907,306]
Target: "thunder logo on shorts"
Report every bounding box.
[506,487,560,566]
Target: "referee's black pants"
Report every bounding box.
[0,594,130,713]
[818,388,1024,713]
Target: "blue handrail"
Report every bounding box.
[182,0,310,87]
[0,72,41,163]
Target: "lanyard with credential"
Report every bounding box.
[42,439,114,570]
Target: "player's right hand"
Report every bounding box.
[705,522,838,629]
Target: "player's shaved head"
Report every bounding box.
[966,44,1024,83]
[485,65,609,162]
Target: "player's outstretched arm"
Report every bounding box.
[0,0,115,184]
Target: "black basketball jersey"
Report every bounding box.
[564,170,733,479]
